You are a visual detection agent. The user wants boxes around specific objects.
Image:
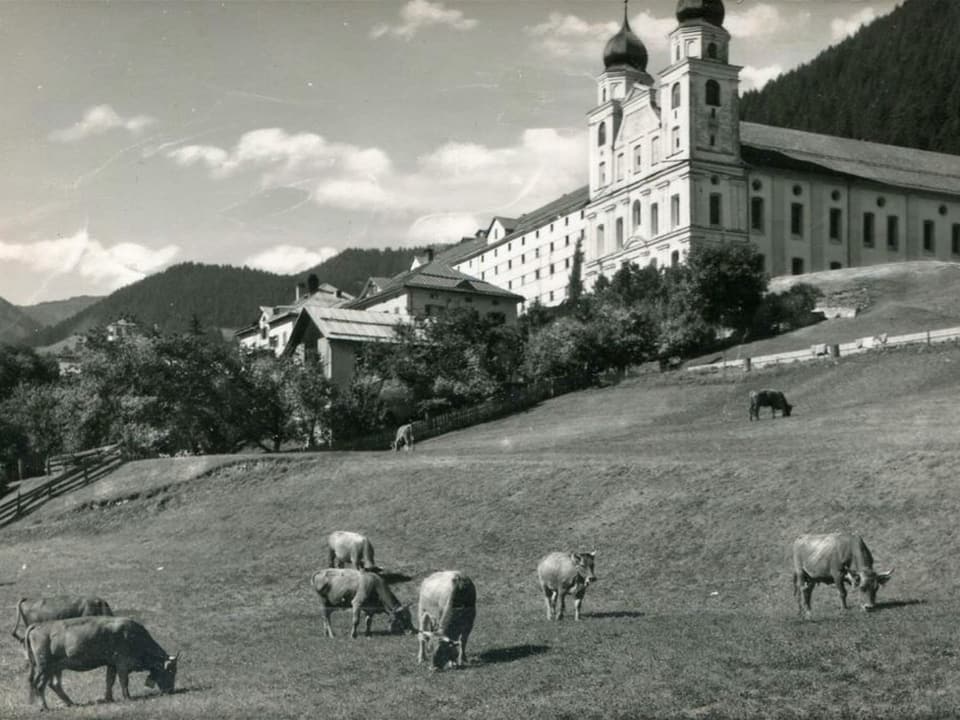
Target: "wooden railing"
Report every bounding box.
[0,444,124,528]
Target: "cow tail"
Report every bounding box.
[364,539,375,569]
[24,625,37,703]
[11,598,26,640]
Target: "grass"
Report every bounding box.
[697,260,960,361]
[3,342,960,718]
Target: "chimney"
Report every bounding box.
[336,289,342,298]
[426,248,434,263]
[295,282,307,301]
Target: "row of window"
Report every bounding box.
[480,257,573,288]
[470,222,586,270]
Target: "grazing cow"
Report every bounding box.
[537,551,597,621]
[11,595,113,642]
[417,571,476,670]
[24,616,178,709]
[749,389,793,421]
[327,530,378,571]
[792,533,893,616]
[392,423,414,452]
[311,568,414,639]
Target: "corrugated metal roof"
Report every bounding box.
[301,305,407,342]
[741,122,960,196]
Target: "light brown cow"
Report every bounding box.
[417,570,476,670]
[537,551,597,621]
[392,423,414,452]
[792,533,893,617]
[311,568,414,638]
[327,530,377,571]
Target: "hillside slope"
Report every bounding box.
[3,344,960,718]
[0,296,41,345]
[741,0,960,155]
[17,295,100,328]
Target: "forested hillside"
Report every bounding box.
[26,246,431,346]
[741,0,960,155]
[17,295,100,328]
[0,297,41,345]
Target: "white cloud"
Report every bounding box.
[741,64,784,92]
[49,105,155,143]
[167,125,587,235]
[725,4,784,38]
[0,230,179,291]
[244,245,339,275]
[371,0,477,40]
[406,213,480,245]
[525,11,672,61]
[831,7,877,41]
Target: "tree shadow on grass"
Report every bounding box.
[477,644,550,665]
[871,599,927,612]
[583,610,645,619]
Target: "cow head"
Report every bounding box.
[855,569,893,610]
[389,604,416,635]
[783,402,793,417]
[144,653,179,693]
[573,551,597,585]
[420,630,461,670]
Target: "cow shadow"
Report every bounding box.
[871,599,927,612]
[72,686,210,708]
[583,610,645,619]
[477,644,550,665]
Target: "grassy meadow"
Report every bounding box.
[3,342,960,718]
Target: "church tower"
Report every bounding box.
[660,0,740,162]
[587,6,653,200]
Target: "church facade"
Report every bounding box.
[446,0,960,308]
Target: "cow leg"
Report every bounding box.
[364,613,374,637]
[573,591,586,621]
[541,584,554,620]
[320,604,336,638]
[801,580,815,617]
[118,669,131,700]
[49,672,74,708]
[456,636,467,668]
[834,573,849,610]
[556,590,566,620]
[351,606,362,639]
[103,665,116,702]
[32,669,50,710]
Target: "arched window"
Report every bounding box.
[671,250,680,267]
[707,42,718,60]
[671,82,681,109]
[602,88,607,103]
[632,200,642,230]
[598,122,606,146]
[706,80,721,107]
[616,218,624,249]
[596,224,605,257]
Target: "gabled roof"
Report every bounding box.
[740,122,960,196]
[433,236,488,266]
[347,260,523,310]
[283,306,408,353]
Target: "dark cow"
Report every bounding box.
[311,568,414,638]
[11,595,113,642]
[327,530,378,571]
[749,389,793,421]
[537,551,597,621]
[417,571,476,670]
[25,616,178,709]
[792,533,894,616]
[392,423,414,452]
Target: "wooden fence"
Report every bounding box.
[685,324,960,374]
[330,372,598,451]
[0,444,124,528]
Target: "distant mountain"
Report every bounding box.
[18,295,101,328]
[0,296,42,346]
[741,0,960,156]
[28,246,435,348]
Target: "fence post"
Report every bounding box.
[744,357,752,372]
[16,490,21,517]
[927,330,931,346]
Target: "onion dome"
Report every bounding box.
[603,14,648,72]
[676,0,725,27]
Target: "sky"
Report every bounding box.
[0,0,899,305]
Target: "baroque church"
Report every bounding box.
[442,0,960,309]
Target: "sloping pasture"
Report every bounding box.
[2,344,960,719]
